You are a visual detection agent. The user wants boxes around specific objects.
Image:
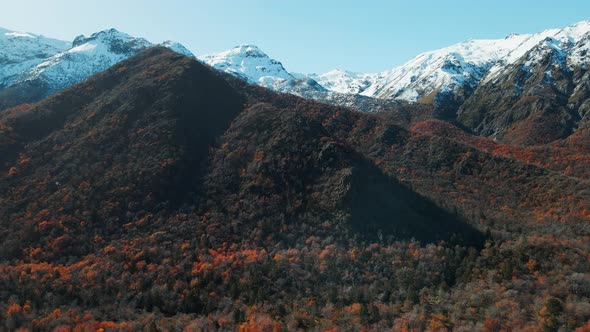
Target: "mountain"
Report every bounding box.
[359,36,534,112]
[458,21,590,144]
[309,69,379,94]
[2,47,590,331]
[198,21,590,134]
[14,29,153,91]
[0,28,193,110]
[356,22,587,117]
[0,47,482,259]
[2,20,588,153]
[0,27,70,89]
[196,47,424,114]
[198,45,294,87]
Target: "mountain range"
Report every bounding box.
[2,46,590,330]
[2,21,590,146]
[1,21,590,331]
[0,27,193,109]
[198,21,590,145]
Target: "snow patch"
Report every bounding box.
[5,31,35,38]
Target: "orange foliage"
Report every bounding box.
[6,303,22,318]
[483,316,501,332]
[576,321,590,332]
[7,166,17,177]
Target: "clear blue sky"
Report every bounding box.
[1,0,589,73]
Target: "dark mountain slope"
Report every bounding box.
[0,47,483,262]
[0,80,52,111]
[221,75,590,233]
[0,47,244,259]
[200,102,481,246]
[411,119,590,180]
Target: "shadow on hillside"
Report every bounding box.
[344,152,485,248]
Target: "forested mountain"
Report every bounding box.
[1,47,589,331]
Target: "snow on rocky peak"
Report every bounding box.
[569,33,590,69]
[3,21,589,112]
[13,28,192,94]
[308,69,379,94]
[353,21,590,103]
[359,36,535,102]
[554,20,590,45]
[0,27,70,88]
[71,28,152,53]
[198,45,293,87]
[483,21,590,83]
[160,41,195,57]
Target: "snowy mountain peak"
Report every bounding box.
[309,69,379,94]
[359,37,523,102]
[0,28,36,39]
[358,20,590,105]
[483,21,590,83]
[198,45,293,86]
[7,28,192,97]
[71,28,151,54]
[505,33,521,39]
[556,20,590,43]
[227,44,268,58]
[73,28,130,45]
[160,41,195,57]
[0,27,70,88]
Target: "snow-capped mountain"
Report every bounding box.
[356,21,590,112]
[198,45,293,88]
[360,35,535,103]
[0,27,70,88]
[198,21,590,118]
[197,46,390,105]
[456,21,590,145]
[483,21,590,84]
[193,21,585,109]
[308,69,379,94]
[2,20,590,125]
[13,28,194,94]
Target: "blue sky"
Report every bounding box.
[1,0,589,73]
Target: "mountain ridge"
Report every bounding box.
[2,21,590,146]
[198,20,590,131]
[0,27,193,110]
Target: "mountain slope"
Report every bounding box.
[0,47,483,260]
[361,36,530,105]
[355,23,581,115]
[0,47,243,259]
[0,27,69,89]
[14,29,153,90]
[458,22,590,144]
[0,29,193,110]
[16,28,195,94]
[1,47,590,331]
